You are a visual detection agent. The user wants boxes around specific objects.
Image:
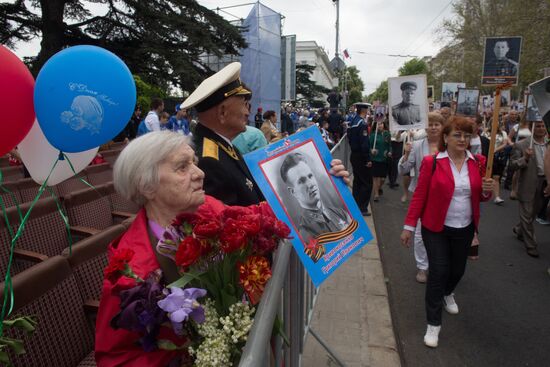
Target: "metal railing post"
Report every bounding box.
[239,240,292,367]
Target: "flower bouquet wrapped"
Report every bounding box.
[105,201,290,366]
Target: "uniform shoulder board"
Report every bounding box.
[507,58,519,66]
[202,138,219,160]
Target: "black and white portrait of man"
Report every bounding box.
[456,88,480,117]
[482,37,522,85]
[260,142,352,250]
[388,74,428,131]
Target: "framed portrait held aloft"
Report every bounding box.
[388,74,428,132]
[427,85,434,100]
[456,88,480,117]
[529,76,550,127]
[441,82,466,103]
[243,127,373,287]
[482,36,522,86]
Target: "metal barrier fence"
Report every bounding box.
[239,135,350,367]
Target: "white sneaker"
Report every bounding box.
[494,197,504,205]
[424,324,441,348]
[535,217,550,225]
[443,293,459,314]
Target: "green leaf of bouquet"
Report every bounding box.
[0,336,25,355]
[157,339,186,351]
[0,349,11,365]
[167,271,204,289]
[3,316,37,334]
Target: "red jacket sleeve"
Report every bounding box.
[404,155,434,228]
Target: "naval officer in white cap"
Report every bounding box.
[181,62,264,206]
[182,62,350,206]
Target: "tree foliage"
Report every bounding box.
[367,80,388,104]
[398,58,429,76]
[0,0,246,94]
[295,63,330,105]
[431,0,550,98]
[339,65,365,107]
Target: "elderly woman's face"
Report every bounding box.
[153,145,205,213]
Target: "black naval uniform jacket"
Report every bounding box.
[194,123,264,206]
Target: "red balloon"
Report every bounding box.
[0,46,35,157]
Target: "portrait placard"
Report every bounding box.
[455,88,480,117]
[387,74,428,132]
[375,105,386,115]
[525,94,542,122]
[427,85,434,100]
[497,89,511,108]
[441,82,466,103]
[529,76,550,126]
[482,36,522,86]
[242,127,373,287]
[481,95,492,113]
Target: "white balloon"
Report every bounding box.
[18,119,98,186]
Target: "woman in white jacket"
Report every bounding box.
[398,112,444,283]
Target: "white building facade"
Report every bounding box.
[296,41,339,93]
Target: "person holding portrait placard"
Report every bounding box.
[509,120,548,257]
[400,117,493,348]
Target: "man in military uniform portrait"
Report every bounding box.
[482,37,522,85]
[280,152,351,244]
[485,40,518,77]
[456,89,479,117]
[391,81,422,125]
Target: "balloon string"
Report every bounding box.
[0,171,23,224]
[0,157,60,337]
[62,152,97,192]
[46,186,73,256]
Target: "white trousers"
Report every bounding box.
[414,219,429,270]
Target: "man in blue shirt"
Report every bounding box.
[167,104,190,135]
[347,103,373,216]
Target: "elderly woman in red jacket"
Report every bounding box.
[95,131,350,366]
[400,116,494,348]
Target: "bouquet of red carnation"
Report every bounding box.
[157,201,290,314]
[104,201,290,365]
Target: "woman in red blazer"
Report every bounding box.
[400,116,493,348]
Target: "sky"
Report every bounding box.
[197,0,457,94]
[9,0,457,95]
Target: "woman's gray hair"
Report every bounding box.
[113,131,192,206]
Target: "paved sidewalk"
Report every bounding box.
[301,215,401,367]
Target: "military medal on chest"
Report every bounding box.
[245,178,254,191]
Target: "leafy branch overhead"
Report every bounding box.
[0,0,247,93]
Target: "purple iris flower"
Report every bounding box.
[110,274,167,352]
[158,287,207,335]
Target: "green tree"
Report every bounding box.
[295,64,331,105]
[398,58,429,76]
[339,65,365,108]
[134,75,167,113]
[0,0,246,93]
[432,0,550,97]
[367,80,388,104]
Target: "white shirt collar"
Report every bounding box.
[436,150,475,160]
[215,131,233,147]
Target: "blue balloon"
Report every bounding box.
[34,45,136,152]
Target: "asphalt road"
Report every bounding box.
[372,184,550,367]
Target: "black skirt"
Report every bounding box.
[372,161,389,178]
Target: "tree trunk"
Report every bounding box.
[32,0,67,75]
